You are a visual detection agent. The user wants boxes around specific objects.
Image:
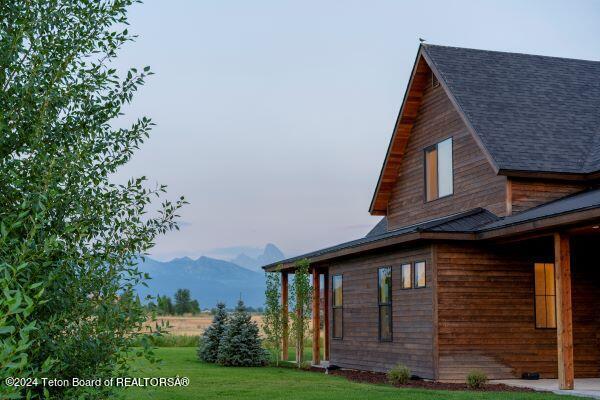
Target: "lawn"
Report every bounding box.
[120,347,583,400]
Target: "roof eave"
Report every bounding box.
[368,45,427,215]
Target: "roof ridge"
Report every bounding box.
[422,43,600,64]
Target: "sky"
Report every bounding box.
[112,0,600,261]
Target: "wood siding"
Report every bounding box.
[387,72,506,230]
[509,178,590,215]
[436,238,600,380]
[326,245,436,378]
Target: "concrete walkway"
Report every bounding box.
[493,379,600,399]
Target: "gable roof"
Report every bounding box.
[370,44,600,214]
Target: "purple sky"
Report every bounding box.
[112,0,600,260]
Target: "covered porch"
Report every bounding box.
[279,267,331,366]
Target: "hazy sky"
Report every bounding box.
[113,0,600,260]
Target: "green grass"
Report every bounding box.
[120,347,584,400]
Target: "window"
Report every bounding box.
[414,261,426,288]
[332,275,343,339]
[534,263,556,329]
[401,263,412,289]
[378,267,392,341]
[425,138,453,201]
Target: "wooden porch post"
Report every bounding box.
[312,268,321,365]
[555,232,574,390]
[323,270,330,361]
[281,271,289,361]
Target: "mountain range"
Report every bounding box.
[135,244,285,308]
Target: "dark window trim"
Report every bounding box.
[377,267,393,342]
[533,262,557,330]
[414,260,427,289]
[400,263,412,290]
[423,136,454,203]
[332,274,343,340]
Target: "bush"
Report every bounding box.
[387,363,411,385]
[133,334,199,348]
[467,370,488,389]
[216,300,269,367]
[198,302,228,362]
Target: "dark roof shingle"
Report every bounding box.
[423,45,600,174]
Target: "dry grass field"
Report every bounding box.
[143,314,264,336]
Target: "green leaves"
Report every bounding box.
[0,0,186,398]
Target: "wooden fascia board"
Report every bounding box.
[420,48,500,175]
[499,168,599,182]
[369,46,427,215]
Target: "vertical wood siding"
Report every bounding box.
[327,245,435,378]
[386,73,507,230]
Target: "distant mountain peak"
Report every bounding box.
[231,243,285,272]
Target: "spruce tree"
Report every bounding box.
[198,302,228,362]
[217,300,269,366]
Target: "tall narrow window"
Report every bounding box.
[332,275,343,339]
[401,263,412,289]
[534,263,556,328]
[414,261,426,288]
[378,267,392,341]
[425,138,453,201]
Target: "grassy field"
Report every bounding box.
[120,347,582,400]
[143,314,264,336]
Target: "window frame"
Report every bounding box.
[414,260,427,289]
[400,263,412,290]
[534,262,557,330]
[424,137,454,202]
[332,274,343,339]
[377,267,393,342]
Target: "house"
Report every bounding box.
[263,44,600,390]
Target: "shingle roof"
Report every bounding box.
[263,208,498,270]
[365,217,388,237]
[263,189,600,270]
[423,45,600,174]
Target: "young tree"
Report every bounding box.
[198,302,228,363]
[290,259,312,368]
[263,272,284,365]
[190,299,201,315]
[174,288,192,315]
[217,300,268,367]
[0,2,185,398]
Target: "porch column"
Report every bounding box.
[555,232,574,390]
[281,271,289,361]
[323,270,330,361]
[312,268,321,365]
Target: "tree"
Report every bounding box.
[263,272,284,365]
[156,295,174,315]
[290,259,312,368]
[0,2,185,398]
[198,302,228,363]
[190,299,201,315]
[174,288,192,315]
[217,300,268,367]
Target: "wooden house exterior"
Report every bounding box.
[264,45,600,390]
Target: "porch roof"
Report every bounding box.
[263,188,600,271]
